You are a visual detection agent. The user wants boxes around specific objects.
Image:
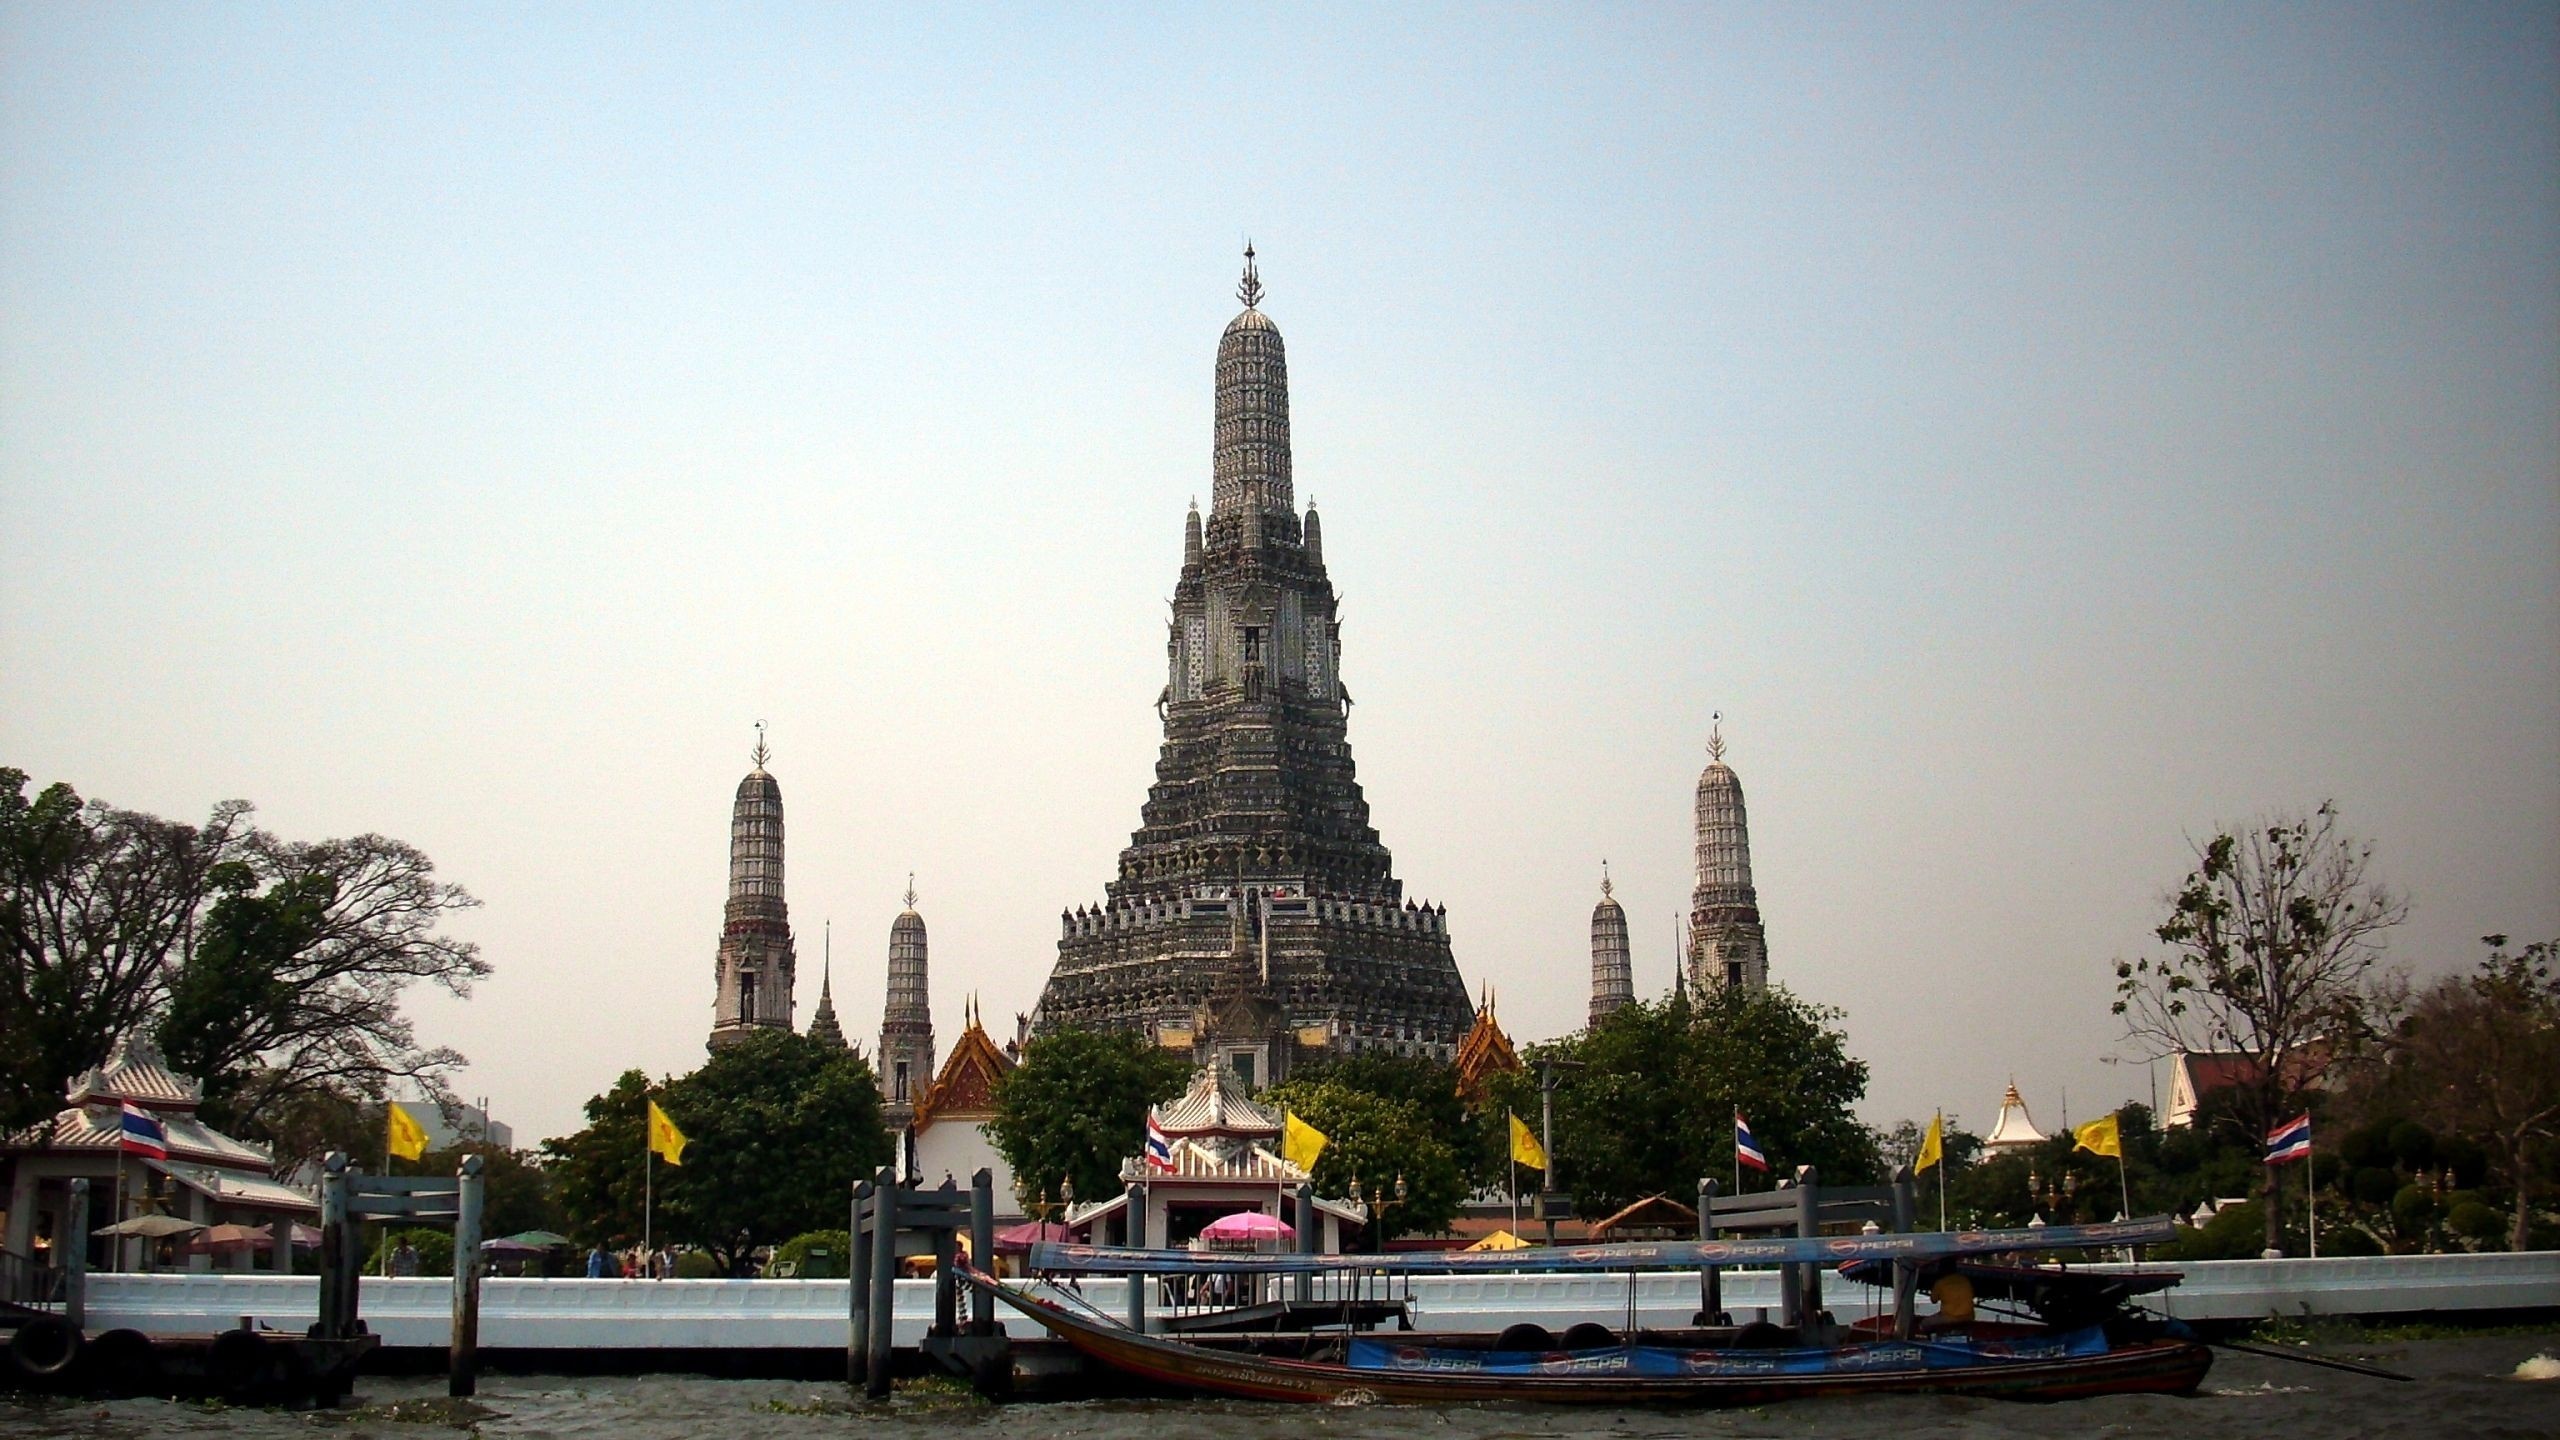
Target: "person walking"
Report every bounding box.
[585,1242,612,1279]
[390,1238,421,1277]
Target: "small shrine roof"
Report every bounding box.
[1154,1064,1280,1136]
[64,1034,201,1110]
[1983,1082,2048,1150]
[915,1012,1015,1131]
[1453,995,1521,1103]
[11,1102,277,1172]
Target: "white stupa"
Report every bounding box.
[1982,1081,2049,1157]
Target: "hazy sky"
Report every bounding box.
[5,5,2554,1148]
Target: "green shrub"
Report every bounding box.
[2390,1185,2439,1236]
[770,1230,851,1279]
[366,1227,453,1277]
[2350,1166,2399,1208]
[2446,1201,2505,1246]
[2156,1202,2267,1261]
[2316,1223,2383,1257]
[673,1250,718,1278]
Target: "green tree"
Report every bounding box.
[2384,936,2560,1251]
[1292,1050,1502,1189]
[542,1069,652,1248]
[2113,802,2406,1254]
[418,1142,557,1240]
[0,767,485,1136]
[988,1029,1192,1209]
[0,770,253,1131]
[1485,988,1880,1217]
[658,1029,891,1273]
[1260,1078,1466,1243]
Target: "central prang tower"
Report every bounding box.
[1033,249,1473,1085]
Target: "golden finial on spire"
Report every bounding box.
[752,719,770,771]
[1706,710,1725,764]
[1237,239,1264,309]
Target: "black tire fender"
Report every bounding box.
[8,1317,83,1380]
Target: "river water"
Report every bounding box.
[6,1333,2555,1439]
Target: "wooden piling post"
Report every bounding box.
[1889,1163,1917,1340]
[866,1170,897,1399]
[1696,1177,1722,1324]
[316,1154,348,1340]
[1293,1181,1316,1304]
[1793,1165,1820,1329]
[931,1177,959,1337]
[1123,1180,1147,1333]
[449,1154,485,1398]
[848,1178,873,1386]
[63,1178,87,1330]
[967,1170,995,1337]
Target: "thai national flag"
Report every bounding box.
[2265,1113,2312,1166]
[1735,1110,1769,1172]
[118,1102,167,1160]
[1145,1115,1175,1173]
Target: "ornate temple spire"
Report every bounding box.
[878,878,936,1128]
[710,723,796,1049]
[808,919,847,1050]
[1237,240,1264,309]
[1212,242,1292,518]
[1185,498,1203,564]
[1687,713,1769,994]
[1589,862,1632,1027]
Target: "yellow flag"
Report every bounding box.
[1508,1112,1547,1171]
[1914,1111,1944,1174]
[386,1102,428,1162]
[2073,1112,2121,1159]
[1281,1111,1329,1171]
[648,1100,687,1165]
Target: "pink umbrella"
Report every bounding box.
[992,1221,1077,1256]
[1197,1211,1293,1243]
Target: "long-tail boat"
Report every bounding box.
[967,1217,2210,1406]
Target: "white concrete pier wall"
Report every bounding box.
[73,1251,2559,1348]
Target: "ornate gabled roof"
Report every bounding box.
[914,1011,1014,1130]
[10,1100,275,1172]
[1154,1063,1281,1136]
[65,1033,201,1110]
[1127,1136,1309,1183]
[1453,993,1521,1104]
[1983,1082,2048,1152]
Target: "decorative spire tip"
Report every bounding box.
[1706,710,1725,764]
[1600,859,1613,898]
[1236,239,1264,310]
[904,872,918,910]
[752,720,770,771]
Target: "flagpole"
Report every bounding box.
[1936,1109,1947,1232]
[644,1136,654,1262]
[2306,1132,2316,1260]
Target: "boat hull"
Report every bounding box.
[977,1281,2211,1406]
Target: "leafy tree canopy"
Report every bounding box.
[1484,987,1879,1217]
[0,767,485,1138]
[988,1029,1192,1209]
[543,1034,893,1272]
[1258,1077,1466,1243]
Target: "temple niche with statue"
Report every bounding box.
[1031,249,1474,1084]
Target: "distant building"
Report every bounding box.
[1589,865,1633,1027]
[1982,1082,2049,1157]
[1031,248,1473,1077]
[709,728,797,1049]
[911,1002,1021,1219]
[1686,718,1769,995]
[410,1102,513,1152]
[1453,992,1522,1106]
[2165,1044,2333,1130]
[877,883,936,1130]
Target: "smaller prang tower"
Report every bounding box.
[877,879,936,1129]
[1589,863,1633,1027]
[807,920,849,1051]
[1686,715,1769,995]
[710,724,797,1049]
